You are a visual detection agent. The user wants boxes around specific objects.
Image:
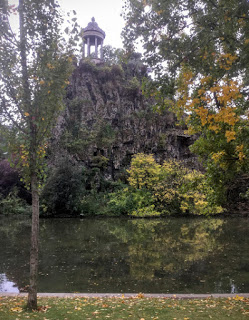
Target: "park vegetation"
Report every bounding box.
[122,0,249,206]
[108,153,223,217]
[0,0,249,310]
[0,1,248,221]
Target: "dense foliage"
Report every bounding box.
[40,158,84,216]
[122,0,249,206]
[1,0,249,221]
[109,153,223,217]
[40,157,119,217]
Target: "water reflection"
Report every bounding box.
[0,274,19,293]
[0,216,248,293]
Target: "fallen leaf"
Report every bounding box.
[10,307,23,313]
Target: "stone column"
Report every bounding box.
[100,40,103,60]
[82,39,85,58]
[95,37,98,58]
[87,37,90,57]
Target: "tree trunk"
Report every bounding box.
[27,173,39,310]
[18,0,39,309]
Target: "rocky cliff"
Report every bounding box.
[52,59,196,180]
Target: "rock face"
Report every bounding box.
[54,60,196,179]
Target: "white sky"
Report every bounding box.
[60,0,125,48]
[8,0,126,49]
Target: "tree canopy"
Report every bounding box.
[0,0,75,309]
[122,0,249,80]
[122,0,249,204]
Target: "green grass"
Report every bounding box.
[0,295,249,319]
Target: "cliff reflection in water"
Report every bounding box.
[0,217,248,293]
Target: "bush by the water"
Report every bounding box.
[40,158,119,217]
[0,188,31,215]
[40,159,85,216]
[2,153,223,217]
[109,153,223,217]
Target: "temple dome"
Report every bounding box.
[83,17,105,39]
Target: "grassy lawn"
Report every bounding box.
[0,295,249,319]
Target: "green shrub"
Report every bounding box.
[96,66,112,81]
[41,159,85,216]
[111,64,124,78]
[79,191,111,216]
[80,60,97,73]
[108,188,137,215]
[108,153,223,217]
[130,205,161,217]
[0,188,31,215]
[126,77,140,92]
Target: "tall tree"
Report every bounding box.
[0,0,74,309]
[122,0,249,204]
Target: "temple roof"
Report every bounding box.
[83,17,106,38]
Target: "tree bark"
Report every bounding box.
[18,0,39,310]
[27,172,39,310]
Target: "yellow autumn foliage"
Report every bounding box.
[127,153,161,190]
[236,145,246,161]
[175,54,242,143]
[123,154,223,216]
[225,130,236,142]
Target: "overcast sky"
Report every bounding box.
[60,0,125,48]
[9,0,126,49]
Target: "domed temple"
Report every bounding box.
[82,17,106,61]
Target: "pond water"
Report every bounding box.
[0,216,249,294]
